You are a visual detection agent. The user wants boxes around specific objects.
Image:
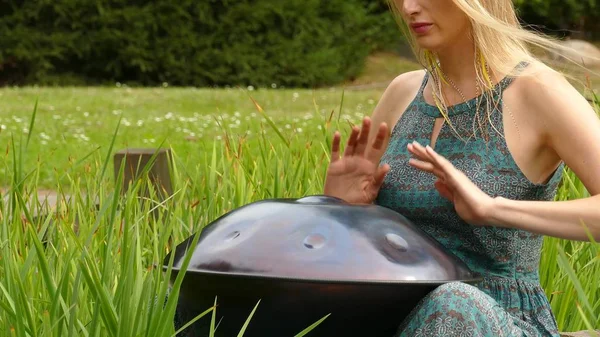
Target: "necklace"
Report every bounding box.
[438,63,521,140]
[438,68,481,109]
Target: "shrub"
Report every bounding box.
[0,0,402,88]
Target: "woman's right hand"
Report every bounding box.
[323,117,391,204]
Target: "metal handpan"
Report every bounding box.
[164,195,481,337]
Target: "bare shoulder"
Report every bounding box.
[510,61,587,118]
[511,61,600,194]
[384,69,428,106]
[369,69,426,135]
[387,69,428,95]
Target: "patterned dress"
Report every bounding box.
[375,66,564,337]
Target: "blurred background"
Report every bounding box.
[1,0,599,88]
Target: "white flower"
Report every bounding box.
[137,120,144,126]
[83,112,89,117]
[368,99,375,105]
[271,83,277,89]
[247,85,254,91]
[165,112,173,120]
[0,125,5,130]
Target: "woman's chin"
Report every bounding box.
[412,36,443,52]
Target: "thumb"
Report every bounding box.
[373,163,390,189]
[434,179,453,201]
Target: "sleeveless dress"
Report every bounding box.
[375,66,565,337]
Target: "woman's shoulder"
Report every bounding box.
[509,61,580,107]
[387,69,428,97]
[369,69,427,132]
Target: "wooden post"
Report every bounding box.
[113,148,173,203]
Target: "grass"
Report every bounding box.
[0,53,599,335]
[0,86,384,189]
[344,52,422,86]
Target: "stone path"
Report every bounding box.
[1,188,70,217]
[561,331,600,337]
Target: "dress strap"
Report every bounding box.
[495,61,529,93]
[417,71,429,96]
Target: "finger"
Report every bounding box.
[354,117,371,156]
[408,158,447,180]
[407,143,432,163]
[373,122,389,150]
[373,163,390,188]
[343,126,360,157]
[330,131,341,162]
[434,180,454,201]
[367,122,389,162]
[425,146,476,191]
[425,145,454,172]
[409,141,438,164]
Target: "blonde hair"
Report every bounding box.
[386,0,599,140]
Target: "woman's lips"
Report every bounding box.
[410,22,433,34]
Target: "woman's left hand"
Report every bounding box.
[407,141,497,226]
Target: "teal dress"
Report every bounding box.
[375,66,564,337]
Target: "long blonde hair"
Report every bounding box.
[386,0,598,140]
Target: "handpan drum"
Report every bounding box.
[164,195,481,337]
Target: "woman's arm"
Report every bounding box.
[487,68,600,241]
[407,66,600,241]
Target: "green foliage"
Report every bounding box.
[0,0,402,88]
[513,0,599,39]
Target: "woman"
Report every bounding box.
[324,0,600,336]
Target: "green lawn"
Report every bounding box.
[3,53,596,189]
[0,86,385,188]
[0,54,599,335]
